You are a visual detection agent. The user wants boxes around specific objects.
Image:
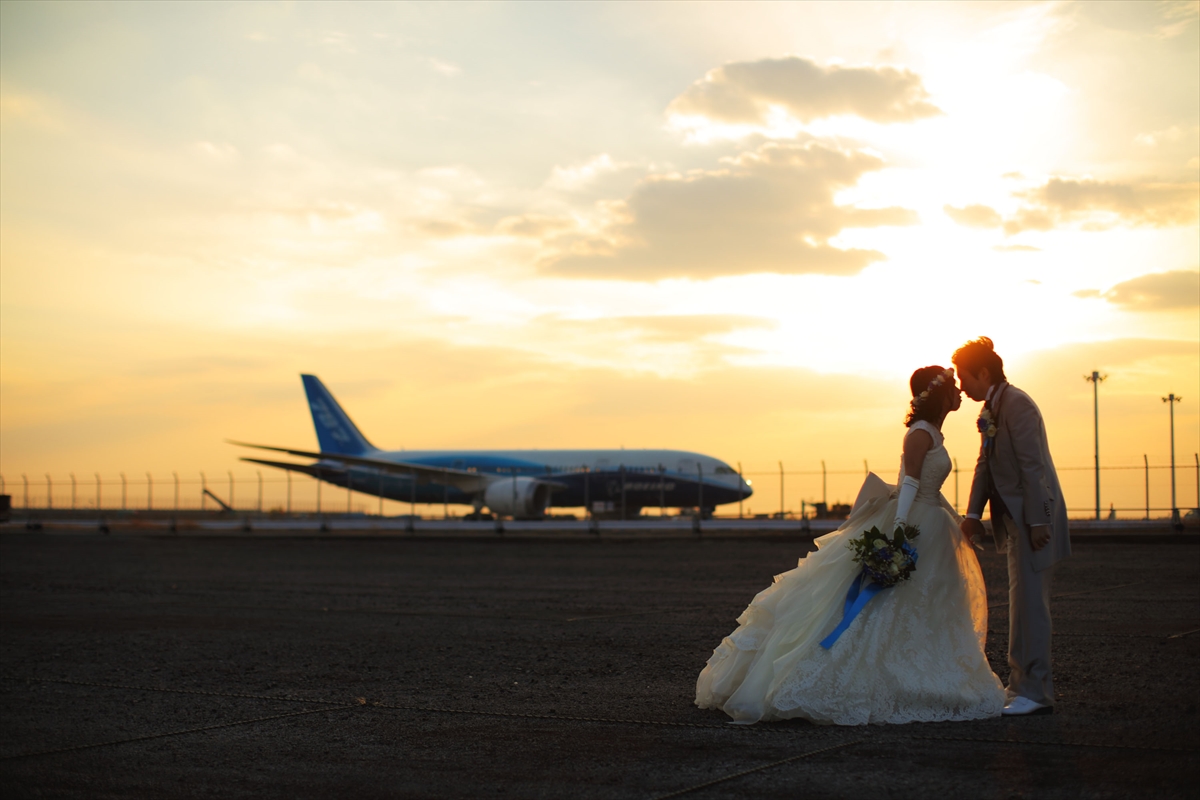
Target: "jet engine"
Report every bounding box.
[484,477,551,518]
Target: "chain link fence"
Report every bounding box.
[3,456,1198,521]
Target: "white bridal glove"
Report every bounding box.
[894,475,920,531]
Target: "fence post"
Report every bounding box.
[864,459,869,478]
[379,469,385,518]
[173,472,180,512]
[22,473,28,509]
[620,464,626,520]
[71,473,77,510]
[953,458,959,514]
[1144,455,1149,520]
[1086,372,1106,520]
[146,472,153,511]
[778,461,784,518]
[120,473,127,511]
[738,461,744,519]
[95,473,101,511]
[410,469,418,533]
[45,474,52,510]
[658,464,665,517]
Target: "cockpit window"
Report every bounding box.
[714,466,736,475]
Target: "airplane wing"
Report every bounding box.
[228,440,490,492]
[239,456,323,477]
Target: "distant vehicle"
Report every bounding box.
[231,375,752,519]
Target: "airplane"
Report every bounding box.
[230,374,752,519]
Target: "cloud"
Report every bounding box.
[1134,125,1185,147]
[546,154,633,192]
[1077,270,1200,311]
[427,57,461,76]
[496,214,576,238]
[1075,0,1199,40]
[1004,177,1199,233]
[666,56,941,128]
[944,204,1002,229]
[545,314,775,345]
[994,244,1041,253]
[542,141,918,280]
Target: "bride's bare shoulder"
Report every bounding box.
[903,424,935,451]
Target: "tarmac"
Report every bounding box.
[1,522,1197,799]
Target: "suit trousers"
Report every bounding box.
[1001,514,1055,706]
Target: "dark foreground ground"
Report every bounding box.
[1,530,1197,799]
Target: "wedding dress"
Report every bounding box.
[695,421,1005,725]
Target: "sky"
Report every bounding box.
[1,0,1198,516]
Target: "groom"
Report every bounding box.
[954,337,1070,716]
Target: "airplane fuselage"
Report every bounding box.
[321,448,750,512]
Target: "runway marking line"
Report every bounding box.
[0,704,360,761]
[649,738,866,799]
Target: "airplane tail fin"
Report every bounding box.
[300,374,375,456]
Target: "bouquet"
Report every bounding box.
[820,523,922,649]
[846,523,921,588]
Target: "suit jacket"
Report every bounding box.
[967,382,1071,572]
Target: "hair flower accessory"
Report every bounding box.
[910,368,955,410]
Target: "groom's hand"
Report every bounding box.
[961,517,985,545]
[1029,524,1051,551]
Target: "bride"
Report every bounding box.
[696,366,1005,725]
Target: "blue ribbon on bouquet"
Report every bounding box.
[819,543,919,650]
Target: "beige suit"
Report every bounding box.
[968,382,1070,706]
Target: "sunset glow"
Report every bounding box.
[2,1,1197,516]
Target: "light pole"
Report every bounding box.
[1085,372,1106,520]
[1163,393,1182,526]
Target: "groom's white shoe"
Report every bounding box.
[1002,696,1053,716]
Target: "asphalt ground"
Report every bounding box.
[1,530,1197,799]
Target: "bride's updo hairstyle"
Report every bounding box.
[905,365,955,427]
[952,336,1006,382]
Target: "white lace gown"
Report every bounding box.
[696,421,1005,725]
